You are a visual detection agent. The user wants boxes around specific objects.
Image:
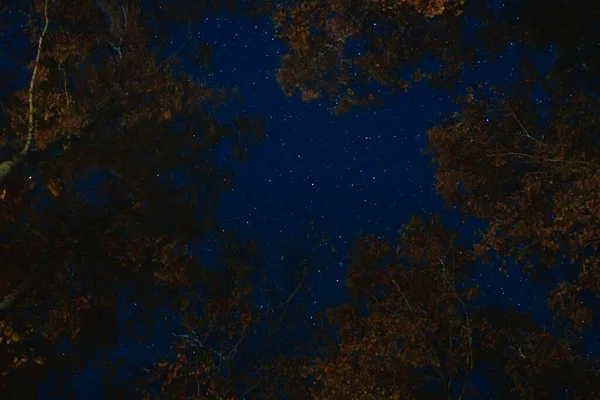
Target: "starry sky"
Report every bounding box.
[33,5,598,397]
[195,13,545,316]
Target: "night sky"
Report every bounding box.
[18,3,597,398]
[198,14,545,319]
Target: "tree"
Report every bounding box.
[258,214,599,399]
[0,0,263,396]
[472,307,600,399]
[272,0,470,114]
[132,227,331,399]
[141,234,266,399]
[3,0,599,397]
[425,83,600,330]
[471,0,600,96]
[303,214,478,399]
[420,0,600,332]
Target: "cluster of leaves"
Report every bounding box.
[424,0,600,331]
[425,87,600,328]
[143,237,263,399]
[272,0,470,114]
[300,216,478,399]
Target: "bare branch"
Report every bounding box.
[438,257,473,400]
[121,5,127,28]
[58,62,71,106]
[108,39,123,60]
[278,264,307,324]
[505,104,539,143]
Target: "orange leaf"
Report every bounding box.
[47,180,60,197]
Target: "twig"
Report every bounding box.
[153,24,193,74]
[279,264,307,324]
[242,376,266,397]
[438,257,473,400]
[506,105,539,144]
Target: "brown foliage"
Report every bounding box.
[272,0,468,114]
[259,215,478,399]
[257,216,599,399]
[426,86,600,329]
[422,0,600,331]
[0,0,264,396]
[474,308,600,399]
[1,0,599,398]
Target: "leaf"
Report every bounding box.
[46,179,60,197]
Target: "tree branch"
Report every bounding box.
[0,19,193,189]
[0,0,49,187]
[438,257,473,400]
[390,279,447,381]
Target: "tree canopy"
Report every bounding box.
[1,0,599,398]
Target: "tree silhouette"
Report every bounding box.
[0,0,263,396]
[294,215,478,399]
[425,26,600,330]
[272,0,470,114]
[256,215,599,399]
[472,307,600,399]
[136,227,330,399]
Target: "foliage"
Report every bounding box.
[0,0,262,396]
[425,44,600,331]
[256,215,599,399]
[1,0,599,398]
[302,215,478,399]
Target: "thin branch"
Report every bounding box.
[390,279,445,378]
[225,330,246,360]
[488,152,598,168]
[172,332,225,360]
[121,5,127,28]
[488,152,533,159]
[58,62,71,106]
[242,376,266,397]
[279,264,308,324]
[506,105,539,144]
[153,24,193,75]
[438,257,473,400]
[391,279,413,313]
[0,274,43,317]
[108,39,122,60]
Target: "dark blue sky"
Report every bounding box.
[195,13,545,315]
[38,6,598,398]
